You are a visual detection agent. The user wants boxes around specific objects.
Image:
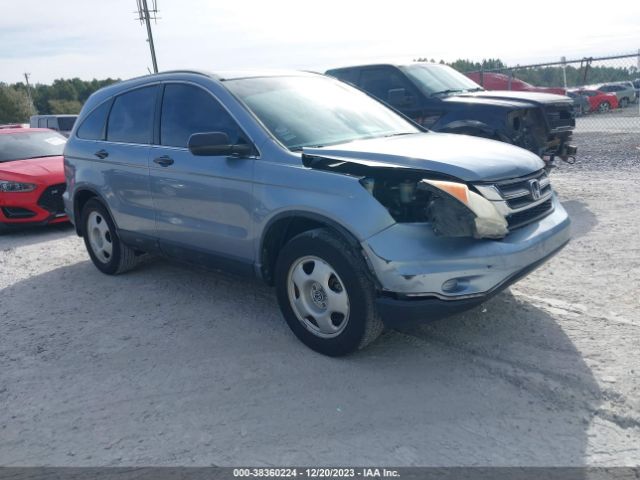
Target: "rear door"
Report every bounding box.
[148,82,255,272]
[71,85,159,239]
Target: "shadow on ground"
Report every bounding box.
[0,222,75,250]
[0,256,602,466]
[561,200,598,239]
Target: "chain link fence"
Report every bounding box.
[463,52,640,133]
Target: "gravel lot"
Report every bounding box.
[1,132,639,466]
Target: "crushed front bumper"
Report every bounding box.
[362,193,571,326]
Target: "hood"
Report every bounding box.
[442,95,533,109]
[0,155,65,181]
[460,90,572,106]
[302,132,544,182]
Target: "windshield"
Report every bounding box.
[224,75,419,150]
[400,64,482,96]
[0,131,67,163]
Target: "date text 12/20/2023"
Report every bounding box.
[232,468,400,478]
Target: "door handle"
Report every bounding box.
[94,149,109,159]
[153,155,174,167]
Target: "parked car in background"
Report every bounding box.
[0,125,68,231]
[595,83,637,108]
[326,63,576,168]
[566,91,590,116]
[633,79,640,99]
[64,70,571,356]
[571,89,619,112]
[465,71,566,95]
[29,114,78,137]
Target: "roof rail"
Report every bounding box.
[158,69,212,77]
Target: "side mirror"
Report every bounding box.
[188,132,253,157]
[387,88,412,107]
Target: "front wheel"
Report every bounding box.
[619,98,629,108]
[81,198,140,275]
[274,228,383,356]
[598,101,611,113]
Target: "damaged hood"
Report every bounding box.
[302,132,544,182]
[459,90,572,107]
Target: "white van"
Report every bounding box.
[30,115,78,137]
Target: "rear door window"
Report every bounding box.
[107,86,158,144]
[46,118,57,129]
[160,83,243,148]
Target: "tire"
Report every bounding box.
[619,97,628,108]
[81,198,139,275]
[274,228,383,356]
[598,101,611,113]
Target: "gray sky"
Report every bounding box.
[2,0,640,84]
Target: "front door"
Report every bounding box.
[149,82,256,272]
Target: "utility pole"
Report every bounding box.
[561,56,568,89]
[23,73,35,115]
[136,0,159,73]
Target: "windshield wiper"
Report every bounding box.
[464,87,484,92]
[430,89,464,97]
[381,132,414,138]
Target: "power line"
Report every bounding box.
[135,0,159,73]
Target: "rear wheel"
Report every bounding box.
[81,198,140,275]
[274,228,383,356]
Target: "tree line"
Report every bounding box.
[0,77,119,124]
[416,57,639,88]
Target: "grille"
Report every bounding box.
[2,206,37,219]
[496,170,552,209]
[37,183,66,214]
[507,198,554,229]
[545,104,575,130]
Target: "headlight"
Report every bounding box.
[0,181,37,193]
[422,180,509,239]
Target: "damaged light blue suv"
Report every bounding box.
[63,70,571,356]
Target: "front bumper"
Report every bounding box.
[0,184,68,226]
[374,240,567,327]
[362,193,571,326]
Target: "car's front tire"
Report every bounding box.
[598,101,611,113]
[274,228,383,356]
[81,198,139,275]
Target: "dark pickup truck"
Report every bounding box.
[326,63,577,168]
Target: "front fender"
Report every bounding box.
[436,119,500,139]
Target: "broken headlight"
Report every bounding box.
[421,180,508,239]
[360,176,508,239]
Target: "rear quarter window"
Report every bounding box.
[77,101,111,140]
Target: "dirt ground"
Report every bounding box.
[1,132,639,466]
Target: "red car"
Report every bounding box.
[466,72,566,95]
[571,89,619,113]
[0,125,68,231]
